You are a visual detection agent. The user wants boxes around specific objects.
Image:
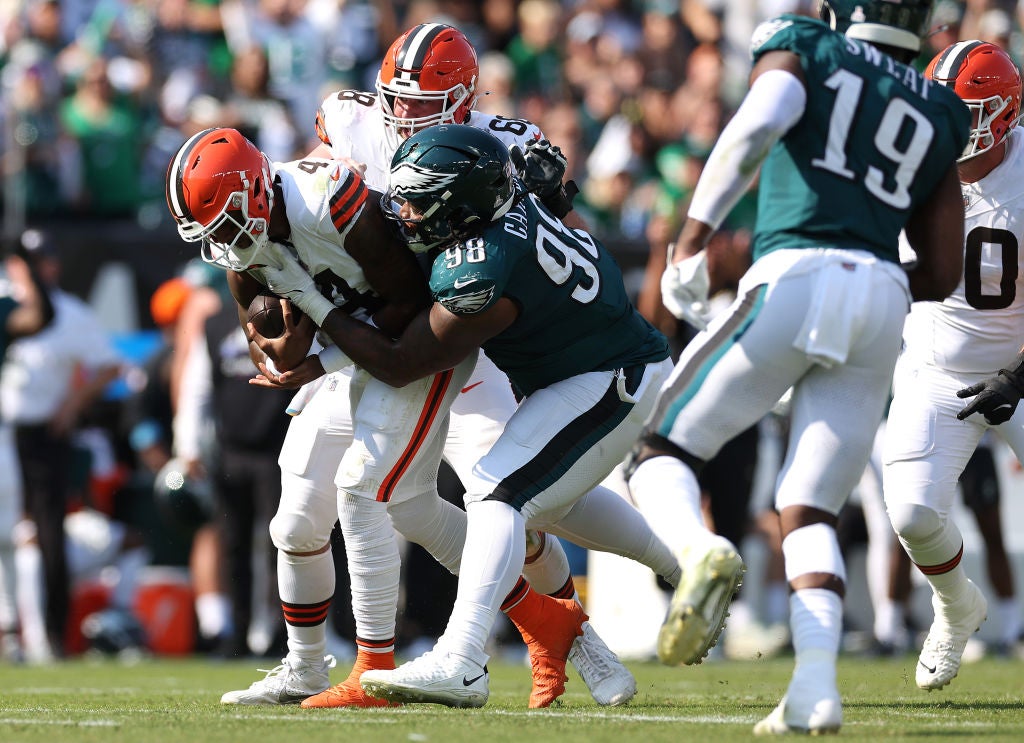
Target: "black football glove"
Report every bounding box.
[509,139,577,218]
[956,365,1024,425]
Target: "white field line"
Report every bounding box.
[0,719,118,726]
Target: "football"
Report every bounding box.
[246,292,303,338]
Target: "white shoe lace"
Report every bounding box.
[251,654,336,690]
[572,626,614,680]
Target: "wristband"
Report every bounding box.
[318,344,354,373]
[294,292,336,327]
[999,352,1024,393]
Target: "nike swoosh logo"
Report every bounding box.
[277,690,311,704]
[463,673,486,686]
[918,661,937,674]
[453,277,476,289]
[461,381,484,394]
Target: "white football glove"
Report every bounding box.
[660,245,710,330]
[259,247,335,326]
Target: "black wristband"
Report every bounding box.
[542,179,579,219]
[999,359,1024,395]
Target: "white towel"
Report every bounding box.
[792,258,871,368]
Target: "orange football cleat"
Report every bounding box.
[301,648,402,709]
[507,589,587,708]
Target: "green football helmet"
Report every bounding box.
[818,0,935,56]
[383,124,518,253]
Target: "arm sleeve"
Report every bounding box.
[687,69,807,230]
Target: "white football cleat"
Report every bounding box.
[360,650,489,708]
[220,654,336,705]
[753,692,842,736]
[916,580,988,691]
[658,536,745,665]
[568,621,637,706]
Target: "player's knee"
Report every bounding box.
[269,511,327,553]
[887,502,943,543]
[624,432,705,480]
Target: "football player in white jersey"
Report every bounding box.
[165,125,618,708]
[165,124,660,711]
[289,23,643,708]
[883,40,1024,692]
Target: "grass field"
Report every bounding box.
[1,654,1023,742]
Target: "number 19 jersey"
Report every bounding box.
[749,16,969,264]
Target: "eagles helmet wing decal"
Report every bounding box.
[391,162,459,194]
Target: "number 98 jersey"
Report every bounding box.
[903,127,1024,374]
[429,192,668,398]
[749,15,969,264]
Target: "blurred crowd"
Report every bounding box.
[1,0,1023,663]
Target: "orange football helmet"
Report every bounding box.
[376,23,478,146]
[166,127,275,271]
[926,40,1022,162]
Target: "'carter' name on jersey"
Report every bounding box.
[844,38,934,99]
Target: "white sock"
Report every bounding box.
[549,484,681,586]
[628,456,710,555]
[0,543,17,631]
[441,500,524,666]
[388,493,466,575]
[278,547,335,660]
[195,592,232,640]
[522,530,571,596]
[790,588,842,685]
[873,598,906,645]
[338,492,399,645]
[996,597,1020,646]
[14,540,47,655]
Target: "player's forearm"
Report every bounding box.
[318,308,424,387]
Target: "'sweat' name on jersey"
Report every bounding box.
[844,38,935,99]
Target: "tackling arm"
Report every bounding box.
[259,295,517,389]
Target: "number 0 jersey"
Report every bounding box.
[902,127,1024,373]
[315,90,542,191]
[429,191,669,397]
[749,16,969,264]
[251,158,382,321]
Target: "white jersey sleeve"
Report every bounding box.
[902,127,1024,373]
[315,90,394,191]
[271,158,382,321]
[315,92,546,192]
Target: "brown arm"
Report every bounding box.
[903,163,964,302]
[313,296,518,388]
[343,192,433,337]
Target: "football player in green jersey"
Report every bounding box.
[256,123,675,708]
[626,0,967,735]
